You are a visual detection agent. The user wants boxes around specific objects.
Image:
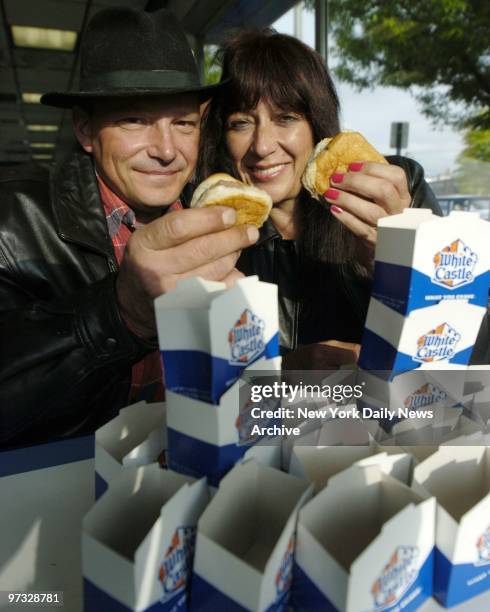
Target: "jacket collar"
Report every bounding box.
[257,217,280,245]
[51,148,115,258]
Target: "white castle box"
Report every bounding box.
[412,446,490,608]
[95,401,166,498]
[293,465,435,612]
[360,298,486,375]
[372,209,490,315]
[289,441,412,492]
[155,276,279,404]
[82,464,208,611]
[165,356,281,486]
[191,461,312,611]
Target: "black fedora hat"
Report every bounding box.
[41,7,222,108]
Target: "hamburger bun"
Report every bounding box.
[190,173,272,227]
[302,131,388,199]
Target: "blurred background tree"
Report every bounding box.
[204,45,222,84]
[304,0,490,130]
[454,128,490,194]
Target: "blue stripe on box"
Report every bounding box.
[359,328,475,377]
[161,333,279,404]
[434,547,490,608]
[95,471,108,499]
[190,573,290,612]
[373,262,490,315]
[190,574,247,611]
[0,433,94,477]
[292,549,434,612]
[167,428,249,487]
[291,562,338,611]
[84,578,187,611]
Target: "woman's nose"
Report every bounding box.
[251,124,277,158]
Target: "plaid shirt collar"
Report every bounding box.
[96,173,183,237]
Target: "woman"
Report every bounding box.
[198,29,441,368]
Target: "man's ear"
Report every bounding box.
[72,106,94,153]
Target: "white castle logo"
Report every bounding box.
[404,383,447,409]
[432,239,477,289]
[228,309,265,365]
[274,536,295,603]
[414,322,461,363]
[158,526,196,603]
[476,525,490,565]
[372,546,419,609]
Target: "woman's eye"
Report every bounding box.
[228,118,251,130]
[278,113,298,123]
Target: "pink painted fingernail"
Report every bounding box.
[331,172,345,183]
[330,205,343,214]
[348,162,363,171]
[324,188,340,200]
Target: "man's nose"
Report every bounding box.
[251,123,277,158]
[147,121,176,162]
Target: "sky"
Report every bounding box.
[272,5,464,179]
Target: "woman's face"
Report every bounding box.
[225,99,314,210]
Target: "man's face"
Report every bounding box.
[75,94,200,217]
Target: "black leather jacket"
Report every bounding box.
[0,150,154,448]
[238,156,490,363]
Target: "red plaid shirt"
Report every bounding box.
[97,175,183,403]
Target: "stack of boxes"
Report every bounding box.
[360,209,489,374]
[358,209,490,442]
[79,209,490,611]
[155,275,281,486]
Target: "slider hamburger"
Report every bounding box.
[302,131,388,200]
[190,173,272,228]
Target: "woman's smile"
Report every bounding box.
[247,162,290,181]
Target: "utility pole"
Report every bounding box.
[315,0,328,66]
[294,2,303,40]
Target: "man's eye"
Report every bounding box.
[117,117,146,128]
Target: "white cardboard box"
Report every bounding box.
[191,461,312,611]
[95,401,166,498]
[155,276,279,404]
[166,357,281,486]
[360,298,486,375]
[83,464,208,611]
[413,446,490,607]
[373,209,490,315]
[293,465,435,611]
[289,441,412,492]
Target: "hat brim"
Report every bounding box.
[41,80,226,109]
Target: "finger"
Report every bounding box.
[324,187,385,226]
[137,206,238,250]
[177,251,242,285]
[158,225,258,274]
[328,205,378,248]
[221,268,245,288]
[320,340,361,362]
[329,167,411,215]
[348,161,411,201]
[315,343,360,367]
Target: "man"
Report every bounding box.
[0,7,258,448]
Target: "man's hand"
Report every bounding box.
[116,206,258,338]
[283,340,361,370]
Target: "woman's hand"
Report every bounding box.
[323,161,412,253]
[282,340,360,370]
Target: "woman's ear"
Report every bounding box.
[72,106,94,153]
